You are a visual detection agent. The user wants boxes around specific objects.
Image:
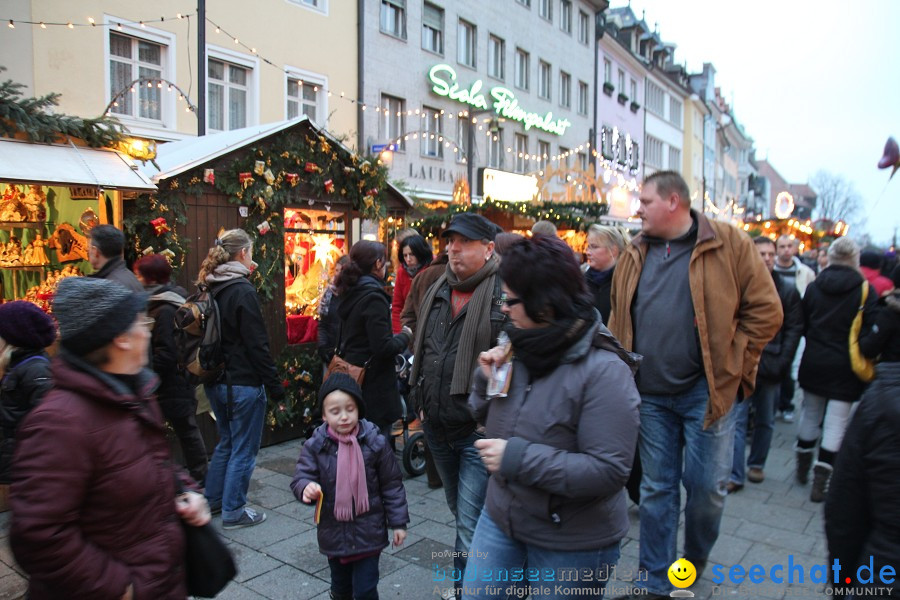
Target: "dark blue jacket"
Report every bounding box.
[291,419,408,558]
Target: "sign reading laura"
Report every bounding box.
[429,64,571,136]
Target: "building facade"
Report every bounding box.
[1,0,358,144]
[361,0,606,203]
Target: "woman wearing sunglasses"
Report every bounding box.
[462,234,641,600]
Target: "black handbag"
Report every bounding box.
[182,520,238,597]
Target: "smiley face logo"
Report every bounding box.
[668,558,697,588]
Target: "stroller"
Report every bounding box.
[393,353,427,477]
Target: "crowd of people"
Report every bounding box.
[0,170,897,599]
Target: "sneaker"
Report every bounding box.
[747,467,765,483]
[782,410,795,423]
[223,507,267,530]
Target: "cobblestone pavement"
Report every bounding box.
[0,417,832,599]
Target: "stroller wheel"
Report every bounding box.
[402,432,427,477]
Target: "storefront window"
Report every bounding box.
[283,207,346,345]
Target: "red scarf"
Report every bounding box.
[327,424,369,521]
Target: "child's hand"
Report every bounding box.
[302,482,322,503]
[391,528,407,548]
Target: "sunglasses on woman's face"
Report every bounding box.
[500,294,523,307]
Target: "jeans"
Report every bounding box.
[423,423,489,580]
[329,555,380,600]
[638,378,736,595]
[460,512,620,600]
[203,384,267,521]
[730,381,778,483]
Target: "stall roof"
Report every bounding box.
[139,118,413,208]
[0,138,156,191]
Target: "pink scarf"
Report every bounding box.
[327,424,369,521]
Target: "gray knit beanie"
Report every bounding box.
[53,277,148,356]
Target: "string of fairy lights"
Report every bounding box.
[6,10,644,192]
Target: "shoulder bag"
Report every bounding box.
[325,318,368,386]
[849,281,876,383]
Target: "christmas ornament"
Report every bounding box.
[364,196,374,210]
[264,185,275,198]
[257,197,267,210]
[285,173,300,186]
[360,160,372,174]
[203,168,215,184]
[305,162,320,173]
[257,220,271,235]
[323,179,334,194]
[239,172,253,188]
[150,217,170,236]
[254,160,266,175]
[343,166,355,174]
[160,248,176,262]
[264,168,275,185]
[308,198,315,206]
[319,136,331,154]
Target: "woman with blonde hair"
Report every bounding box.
[584,224,629,324]
[199,229,284,529]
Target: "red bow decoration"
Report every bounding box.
[238,172,253,188]
[304,162,321,173]
[203,168,215,185]
[285,173,300,187]
[150,217,170,236]
[324,179,335,194]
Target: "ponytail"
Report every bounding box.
[334,240,386,295]
[196,228,253,284]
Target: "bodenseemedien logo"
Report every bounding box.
[667,558,697,597]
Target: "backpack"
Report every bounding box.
[173,279,243,383]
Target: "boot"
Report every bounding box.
[795,445,814,485]
[810,462,833,503]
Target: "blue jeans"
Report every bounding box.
[638,378,736,595]
[423,424,489,580]
[731,381,778,484]
[329,555,380,600]
[460,512,620,600]
[204,384,267,521]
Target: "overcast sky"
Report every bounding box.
[610,0,900,246]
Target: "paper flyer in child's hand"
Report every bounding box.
[314,491,324,524]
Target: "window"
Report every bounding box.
[578,10,590,44]
[603,58,611,84]
[457,19,476,68]
[422,2,443,54]
[668,146,681,170]
[577,80,589,115]
[618,69,625,96]
[488,35,505,80]
[380,94,406,151]
[421,105,443,158]
[645,135,663,168]
[207,58,249,132]
[291,0,327,13]
[558,145,569,183]
[514,134,528,173]
[631,142,640,171]
[630,79,637,104]
[538,140,550,172]
[109,32,164,122]
[515,48,529,90]
[515,0,530,6]
[578,151,587,171]
[559,71,571,108]
[559,0,572,34]
[457,117,470,162]
[380,0,406,39]
[488,127,504,168]
[646,79,664,116]
[538,60,551,100]
[669,97,683,128]
[286,74,325,125]
[539,0,552,21]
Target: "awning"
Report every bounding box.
[0,138,156,191]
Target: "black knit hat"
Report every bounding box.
[52,277,149,356]
[318,372,365,418]
[0,301,57,349]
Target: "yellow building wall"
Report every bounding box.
[682,99,706,212]
[9,1,358,146]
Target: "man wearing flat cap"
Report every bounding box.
[409,213,506,586]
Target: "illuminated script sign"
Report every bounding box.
[428,64,571,136]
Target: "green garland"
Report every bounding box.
[410,197,611,232]
[155,128,391,301]
[122,193,189,274]
[271,346,323,428]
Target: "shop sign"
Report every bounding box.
[408,162,462,183]
[478,168,538,203]
[428,64,571,136]
[68,186,99,199]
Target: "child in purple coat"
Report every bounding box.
[291,373,409,600]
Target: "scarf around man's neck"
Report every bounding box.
[410,255,499,395]
[326,424,369,521]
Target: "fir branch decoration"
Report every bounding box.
[410,197,611,232]
[0,67,127,147]
[122,193,189,274]
[271,347,323,428]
